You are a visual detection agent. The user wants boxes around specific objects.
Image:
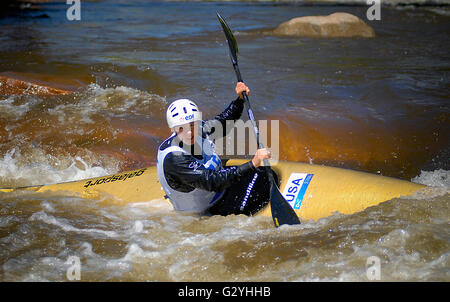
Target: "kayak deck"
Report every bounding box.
[0,160,425,221]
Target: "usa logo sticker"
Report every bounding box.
[282,173,314,210]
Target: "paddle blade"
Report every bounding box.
[270,183,301,227]
[216,12,238,64]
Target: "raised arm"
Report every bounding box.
[202,82,250,137]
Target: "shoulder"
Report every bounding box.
[158,134,187,170]
[164,151,198,170]
[159,133,181,152]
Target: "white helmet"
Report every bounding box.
[166,99,202,129]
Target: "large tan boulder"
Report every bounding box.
[273,12,375,38]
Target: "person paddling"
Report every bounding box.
[157,82,272,215]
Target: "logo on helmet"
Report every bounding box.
[179,114,194,123]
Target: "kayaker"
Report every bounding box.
[157,82,272,216]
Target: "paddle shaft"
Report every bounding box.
[218,12,300,226]
[231,62,270,166]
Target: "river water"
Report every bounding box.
[0,1,449,281]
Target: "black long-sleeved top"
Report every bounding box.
[159,97,255,193]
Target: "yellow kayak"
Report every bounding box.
[0,159,425,221]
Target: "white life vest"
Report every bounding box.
[156,133,224,212]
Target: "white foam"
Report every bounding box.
[82,83,166,115]
[80,242,95,257]
[121,243,162,262]
[412,169,450,189]
[0,149,19,178]
[409,169,450,200]
[40,201,56,213]
[132,220,144,233]
[0,96,41,120]
[44,84,165,140]
[0,148,115,186]
[0,215,19,228]
[29,211,118,238]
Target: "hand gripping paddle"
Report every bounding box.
[217,13,300,227]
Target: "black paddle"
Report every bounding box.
[217,13,300,227]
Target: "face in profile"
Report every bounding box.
[174,121,200,146]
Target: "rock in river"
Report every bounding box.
[273,12,375,38]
